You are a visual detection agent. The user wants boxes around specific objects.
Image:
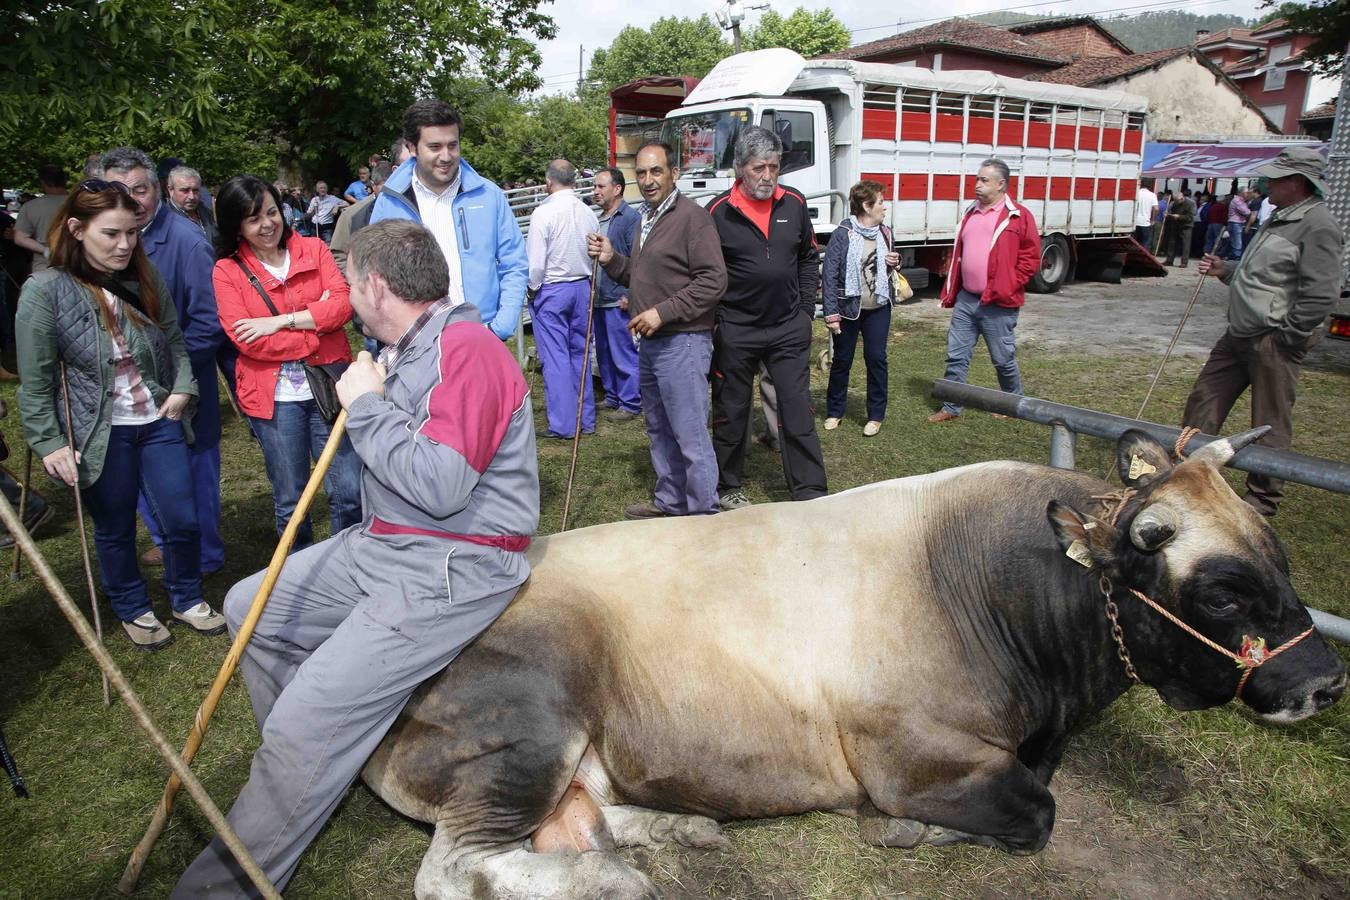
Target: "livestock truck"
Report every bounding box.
[609,49,1162,293]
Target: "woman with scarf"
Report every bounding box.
[15,180,225,650]
[821,180,900,437]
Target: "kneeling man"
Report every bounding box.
[174,220,540,896]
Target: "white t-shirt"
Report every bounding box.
[1134,188,1157,228]
[1258,196,1275,225]
[260,251,314,403]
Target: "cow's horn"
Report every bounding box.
[1186,426,1272,466]
[1130,504,1178,551]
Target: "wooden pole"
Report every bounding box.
[117,409,348,895]
[9,446,31,581]
[0,489,281,900]
[560,262,599,532]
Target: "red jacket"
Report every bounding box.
[940,195,1041,309]
[213,235,354,419]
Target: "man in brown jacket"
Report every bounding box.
[588,141,727,519]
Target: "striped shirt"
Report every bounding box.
[101,289,159,425]
[525,189,598,290]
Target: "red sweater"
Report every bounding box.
[940,196,1041,309]
[213,235,354,419]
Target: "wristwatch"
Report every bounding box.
[286,312,296,329]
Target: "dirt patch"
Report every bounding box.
[898,274,1350,373]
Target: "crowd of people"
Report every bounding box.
[0,91,1342,894]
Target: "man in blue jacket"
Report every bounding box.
[591,167,641,421]
[370,100,528,341]
[102,147,227,576]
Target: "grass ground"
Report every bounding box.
[0,314,1347,899]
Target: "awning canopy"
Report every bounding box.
[609,77,700,118]
[1143,141,1327,179]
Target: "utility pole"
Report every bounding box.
[577,44,584,96]
[716,0,769,54]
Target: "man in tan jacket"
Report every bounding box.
[1181,147,1344,516]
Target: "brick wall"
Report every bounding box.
[1027,25,1127,59]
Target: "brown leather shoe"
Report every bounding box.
[140,546,164,566]
[927,410,960,424]
[623,501,670,520]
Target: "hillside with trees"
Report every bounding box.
[974,10,1250,53]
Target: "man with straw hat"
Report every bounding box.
[1181,146,1344,517]
[173,220,539,896]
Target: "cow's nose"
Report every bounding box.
[1313,672,1346,711]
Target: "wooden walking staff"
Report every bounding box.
[118,409,349,895]
[9,446,31,581]
[60,362,110,708]
[560,260,599,532]
[0,490,281,900]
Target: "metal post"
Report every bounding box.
[1324,41,1350,290]
[1049,423,1076,469]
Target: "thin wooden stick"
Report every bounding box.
[117,409,348,895]
[59,362,109,708]
[560,260,599,532]
[218,364,243,420]
[0,489,280,900]
[9,446,31,581]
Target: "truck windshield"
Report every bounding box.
[660,108,752,176]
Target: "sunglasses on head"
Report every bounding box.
[78,178,131,195]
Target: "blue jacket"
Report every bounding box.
[597,201,639,309]
[142,200,224,448]
[370,159,529,340]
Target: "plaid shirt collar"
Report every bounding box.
[378,298,454,370]
[638,188,680,250]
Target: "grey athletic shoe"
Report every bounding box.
[719,491,752,511]
[172,602,228,636]
[123,613,174,651]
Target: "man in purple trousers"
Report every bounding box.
[527,159,599,438]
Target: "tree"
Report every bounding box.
[586,16,732,93]
[744,8,850,57]
[0,0,556,189]
[1261,0,1350,75]
[455,82,607,184]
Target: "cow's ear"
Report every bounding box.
[1116,429,1174,488]
[1047,500,1115,570]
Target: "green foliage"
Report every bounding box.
[586,16,732,93]
[453,81,607,184]
[1266,0,1350,75]
[1255,1,1310,26]
[744,7,850,57]
[972,10,1250,53]
[0,0,555,190]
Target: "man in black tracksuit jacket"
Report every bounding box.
[708,126,827,506]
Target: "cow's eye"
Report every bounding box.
[1204,594,1239,615]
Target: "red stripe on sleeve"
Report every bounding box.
[419,321,528,473]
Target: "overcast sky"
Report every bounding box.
[531,0,1279,96]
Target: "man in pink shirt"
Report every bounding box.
[929,158,1041,423]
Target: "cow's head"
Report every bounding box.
[1048,428,1345,723]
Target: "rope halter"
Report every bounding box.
[1097,574,1316,701]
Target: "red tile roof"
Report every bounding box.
[1300,100,1336,122]
[1005,17,1134,56]
[821,18,1069,65]
[1196,27,1259,47]
[1023,46,1189,86]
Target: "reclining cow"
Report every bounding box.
[360,427,1345,899]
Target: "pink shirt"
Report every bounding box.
[958,203,1002,294]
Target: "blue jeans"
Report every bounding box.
[639,331,718,515]
[1203,222,1225,254]
[940,289,1022,416]
[248,400,363,549]
[80,418,202,622]
[1225,222,1245,258]
[827,304,891,421]
[594,305,641,414]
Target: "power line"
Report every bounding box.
[848,0,1241,36]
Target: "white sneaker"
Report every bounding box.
[863,420,882,437]
[719,490,752,511]
[823,417,841,430]
[123,612,174,651]
[172,602,228,636]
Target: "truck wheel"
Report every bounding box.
[1031,234,1070,294]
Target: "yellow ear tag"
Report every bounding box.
[1066,540,1094,568]
[1128,454,1157,481]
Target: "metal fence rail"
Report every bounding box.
[930,379,1350,644]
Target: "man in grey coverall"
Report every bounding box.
[174,221,540,896]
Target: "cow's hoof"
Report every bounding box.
[859,814,927,849]
[602,805,732,850]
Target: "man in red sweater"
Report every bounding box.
[928,158,1041,423]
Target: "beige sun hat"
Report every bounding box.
[1251,146,1328,195]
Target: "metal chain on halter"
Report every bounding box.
[1100,575,1141,685]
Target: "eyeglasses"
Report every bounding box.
[78,178,131,195]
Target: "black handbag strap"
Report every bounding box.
[232,256,282,317]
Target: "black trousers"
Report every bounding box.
[712,313,827,500]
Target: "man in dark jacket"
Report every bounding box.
[1162,187,1197,267]
[928,158,1040,424]
[591,167,641,421]
[706,126,825,509]
[588,142,727,519]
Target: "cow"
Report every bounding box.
[358,427,1345,899]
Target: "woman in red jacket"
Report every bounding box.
[213,175,361,548]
